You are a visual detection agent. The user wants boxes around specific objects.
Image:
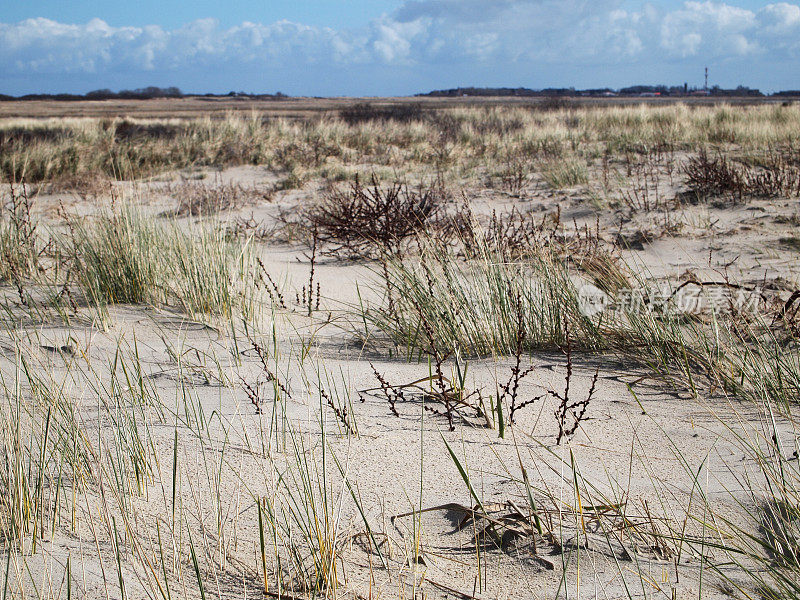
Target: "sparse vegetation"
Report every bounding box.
[58,203,266,321]
[541,157,589,189]
[685,148,800,201]
[164,178,272,217]
[1,101,799,600]
[0,184,42,284]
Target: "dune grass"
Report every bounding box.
[1,102,799,599]
[358,217,800,413]
[361,232,602,357]
[3,103,800,191]
[541,157,589,189]
[59,203,264,322]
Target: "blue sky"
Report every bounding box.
[1,1,798,95]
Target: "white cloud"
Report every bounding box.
[659,2,759,57]
[0,17,360,74]
[370,17,430,63]
[758,2,800,32]
[0,2,799,89]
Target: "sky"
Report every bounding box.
[1,1,798,96]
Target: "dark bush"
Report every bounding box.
[339,103,425,125]
[0,127,74,148]
[538,97,575,111]
[684,150,745,199]
[113,120,184,142]
[302,175,444,258]
[685,149,800,200]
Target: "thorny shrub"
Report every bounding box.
[684,149,800,201]
[300,175,445,258]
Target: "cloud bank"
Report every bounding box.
[1,1,799,94]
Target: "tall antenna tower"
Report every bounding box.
[704,66,708,91]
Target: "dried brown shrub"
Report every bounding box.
[685,149,800,200]
[164,179,272,217]
[441,203,629,293]
[684,150,747,200]
[45,172,113,198]
[339,102,425,125]
[301,175,445,258]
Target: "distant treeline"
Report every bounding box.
[0,87,290,101]
[418,85,797,98]
[2,84,799,102]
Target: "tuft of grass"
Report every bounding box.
[60,202,265,321]
[258,424,346,596]
[779,235,800,251]
[360,228,602,357]
[64,204,166,307]
[541,157,589,189]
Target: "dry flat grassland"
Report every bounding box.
[0,94,771,119]
[0,99,799,599]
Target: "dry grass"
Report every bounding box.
[4,103,800,189]
[163,178,272,217]
[1,102,799,600]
